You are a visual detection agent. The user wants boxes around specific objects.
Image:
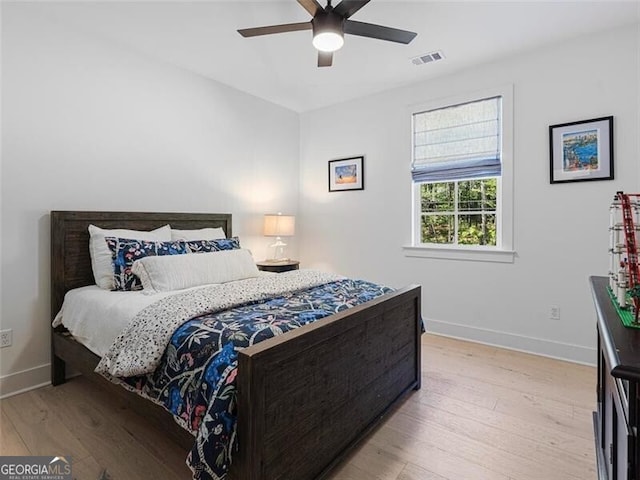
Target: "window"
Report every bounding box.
[406,86,514,262]
[420,178,497,246]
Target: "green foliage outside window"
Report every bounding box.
[420,178,497,246]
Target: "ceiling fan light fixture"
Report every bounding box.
[313,31,344,52]
[312,12,344,52]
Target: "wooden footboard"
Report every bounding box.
[234,285,421,480]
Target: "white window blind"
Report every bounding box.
[412,96,502,182]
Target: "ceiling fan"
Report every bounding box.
[237,0,417,67]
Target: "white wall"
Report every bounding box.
[1,7,637,399]
[299,24,640,364]
[0,4,300,396]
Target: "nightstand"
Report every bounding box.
[256,260,300,273]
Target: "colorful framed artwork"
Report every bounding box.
[328,156,364,192]
[549,116,614,184]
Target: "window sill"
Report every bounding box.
[402,245,515,263]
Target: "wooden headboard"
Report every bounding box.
[50,211,232,321]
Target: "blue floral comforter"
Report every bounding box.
[121,278,393,480]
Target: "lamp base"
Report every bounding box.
[268,237,289,263]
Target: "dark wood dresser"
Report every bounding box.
[591,276,640,480]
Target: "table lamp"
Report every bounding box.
[263,213,295,262]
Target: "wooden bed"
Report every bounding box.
[50,210,422,480]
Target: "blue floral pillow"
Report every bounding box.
[184,237,241,253]
[106,236,242,291]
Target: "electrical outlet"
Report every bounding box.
[549,305,561,321]
[0,329,12,348]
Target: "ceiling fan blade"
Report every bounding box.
[333,1,371,19]
[298,0,324,17]
[238,22,311,38]
[318,51,333,67]
[344,20,417,44]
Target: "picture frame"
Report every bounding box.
[328,156,364,192]
[549,116,614,184]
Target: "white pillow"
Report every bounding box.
[132,249,259,294]
[171,227,226,241]
[88,224,171,290]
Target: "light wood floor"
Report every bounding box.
[0,334,597,480]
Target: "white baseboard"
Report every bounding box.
[425,317,597,366]
[0,363,51,399]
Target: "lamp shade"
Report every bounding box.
[263,214,295,237]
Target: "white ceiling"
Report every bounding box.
[34,1,640,112]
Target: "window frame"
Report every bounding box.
[404,85,514,263]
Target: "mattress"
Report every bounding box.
[53,274,277,357]
[53,286,170,356]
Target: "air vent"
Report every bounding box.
[411,50,445,66]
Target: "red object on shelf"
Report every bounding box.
[617,191,640,321]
